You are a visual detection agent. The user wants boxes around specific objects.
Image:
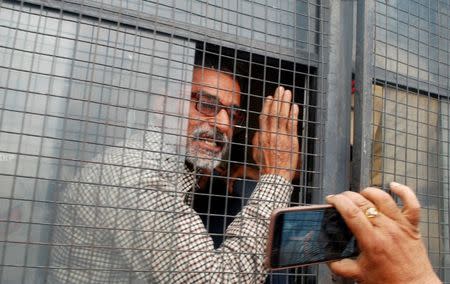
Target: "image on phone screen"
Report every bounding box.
[269,207,358,269]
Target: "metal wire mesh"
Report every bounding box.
[364,0,450,282]
[0,0,327,283]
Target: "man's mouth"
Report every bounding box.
[186,127,230,170]
[197,133,225,150]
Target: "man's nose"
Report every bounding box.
[208,108,231,133]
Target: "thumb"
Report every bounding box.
[328,258,362,280]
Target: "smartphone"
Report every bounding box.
[266,205,359,270]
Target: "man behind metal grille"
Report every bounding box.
[48,54,300,283]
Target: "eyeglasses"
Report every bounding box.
[191,91,245,126]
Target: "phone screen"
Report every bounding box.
[269,207,358,269]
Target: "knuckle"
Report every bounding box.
[406,210,421,225]
[342,192,371,208]
[409,203,421,213]
[378,193,393,205]
[344,205,362,220]
[388,222,421,242]
[369,236,388,255]
[389,226,406,242]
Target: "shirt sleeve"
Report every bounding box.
[49,130,293,284]
[155,174,293,284]
[48,130,186,283]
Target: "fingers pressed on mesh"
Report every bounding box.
[279,90,292,128]
[288,104,299,133]
[270,88,283,131]
[260,96,273,133]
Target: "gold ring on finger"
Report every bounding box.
[365,207,379,218]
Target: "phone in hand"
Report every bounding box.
[265,205,359,270]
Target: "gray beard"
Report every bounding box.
[186,127,229,172]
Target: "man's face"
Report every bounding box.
[186,68,241,172]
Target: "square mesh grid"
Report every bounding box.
[369,0,450,281]
[0,0,327,283]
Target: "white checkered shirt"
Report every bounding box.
[48,127,293,283]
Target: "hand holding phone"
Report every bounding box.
[326,185,441,284]
[265,205,358,270]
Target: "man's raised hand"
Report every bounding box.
[253,86,299,182]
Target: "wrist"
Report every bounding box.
[262,170,292,182]
[278,171,293,182]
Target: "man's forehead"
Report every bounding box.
[192,68,240,91]
[192,68,241,105]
